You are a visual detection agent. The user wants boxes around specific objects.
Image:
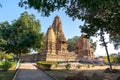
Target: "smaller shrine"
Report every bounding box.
[74,35,94,59]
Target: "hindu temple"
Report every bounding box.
[21,16,94,62]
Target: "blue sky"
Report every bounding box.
[0,0,83,39]
[0,0,120,56]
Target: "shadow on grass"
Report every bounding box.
[0,70,16,80]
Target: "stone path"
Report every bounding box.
[14,63,55,80]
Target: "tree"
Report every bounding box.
[0,51,13,60]
[0,12,44,61]
[19,0,120,42]
[104,54,120,63]
[67,36,79,52]
[110,36,120,50]
[67,36,96,52]
[19,0,120,71]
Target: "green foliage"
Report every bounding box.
[0,71,15,80]
[37,61,57,65]
[37,61,51,65]
[0,12,44,60]
[0,61,12,71]
[0,61,2,65]
[103,55,120,63]
[0,51,13,60]
[4,54,13,60]
[77,64,81,69]
[19,0,69,16]
[91,64,95,67]
[37,61,52,70]
[19,0,120,48]
[87,64,90,68]
[65,63,71,71]
[55,62,58,68]
[117,56,120,63]
[67,36,79,52]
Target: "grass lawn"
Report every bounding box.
[0,61,2,65]
[0,61,16,80]
[0,70,15,80]
[0,61,3,70]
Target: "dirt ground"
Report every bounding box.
[46,65,120,80]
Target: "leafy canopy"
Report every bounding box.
[67,36,79,52]
[19,0,120,49]
[0,12,44,58]
[19,0,120,35]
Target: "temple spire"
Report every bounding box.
[52,15,63,34]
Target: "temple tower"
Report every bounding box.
[44,27,56,54]
[74,35,94,58]
[52,16,67,54]
[44,16,67,54]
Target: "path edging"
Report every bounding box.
[35,65,57,80]
[12,63,20,80]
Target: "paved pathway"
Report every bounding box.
[15,63,55,80]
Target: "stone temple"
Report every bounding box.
[44,16,67,55]
[74,35,94,59]
[21,16,94,62]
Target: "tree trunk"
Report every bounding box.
[100,29,112,71]
[16,53,21,70]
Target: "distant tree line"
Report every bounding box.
[104,53,120,63]
[67,36,96,52]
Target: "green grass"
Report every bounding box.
[0,61,2,65]
[0,61,16,70]
[0,61,16,80]
[0,70,15,80]
[0,61,2,70]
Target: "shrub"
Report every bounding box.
[91,64,94,67]
[65,63,71,71]
[87,64,90,68]
[77,64,81,69]
[37,61,52,70]
[55,62,58,68]
[0,61,12,71]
